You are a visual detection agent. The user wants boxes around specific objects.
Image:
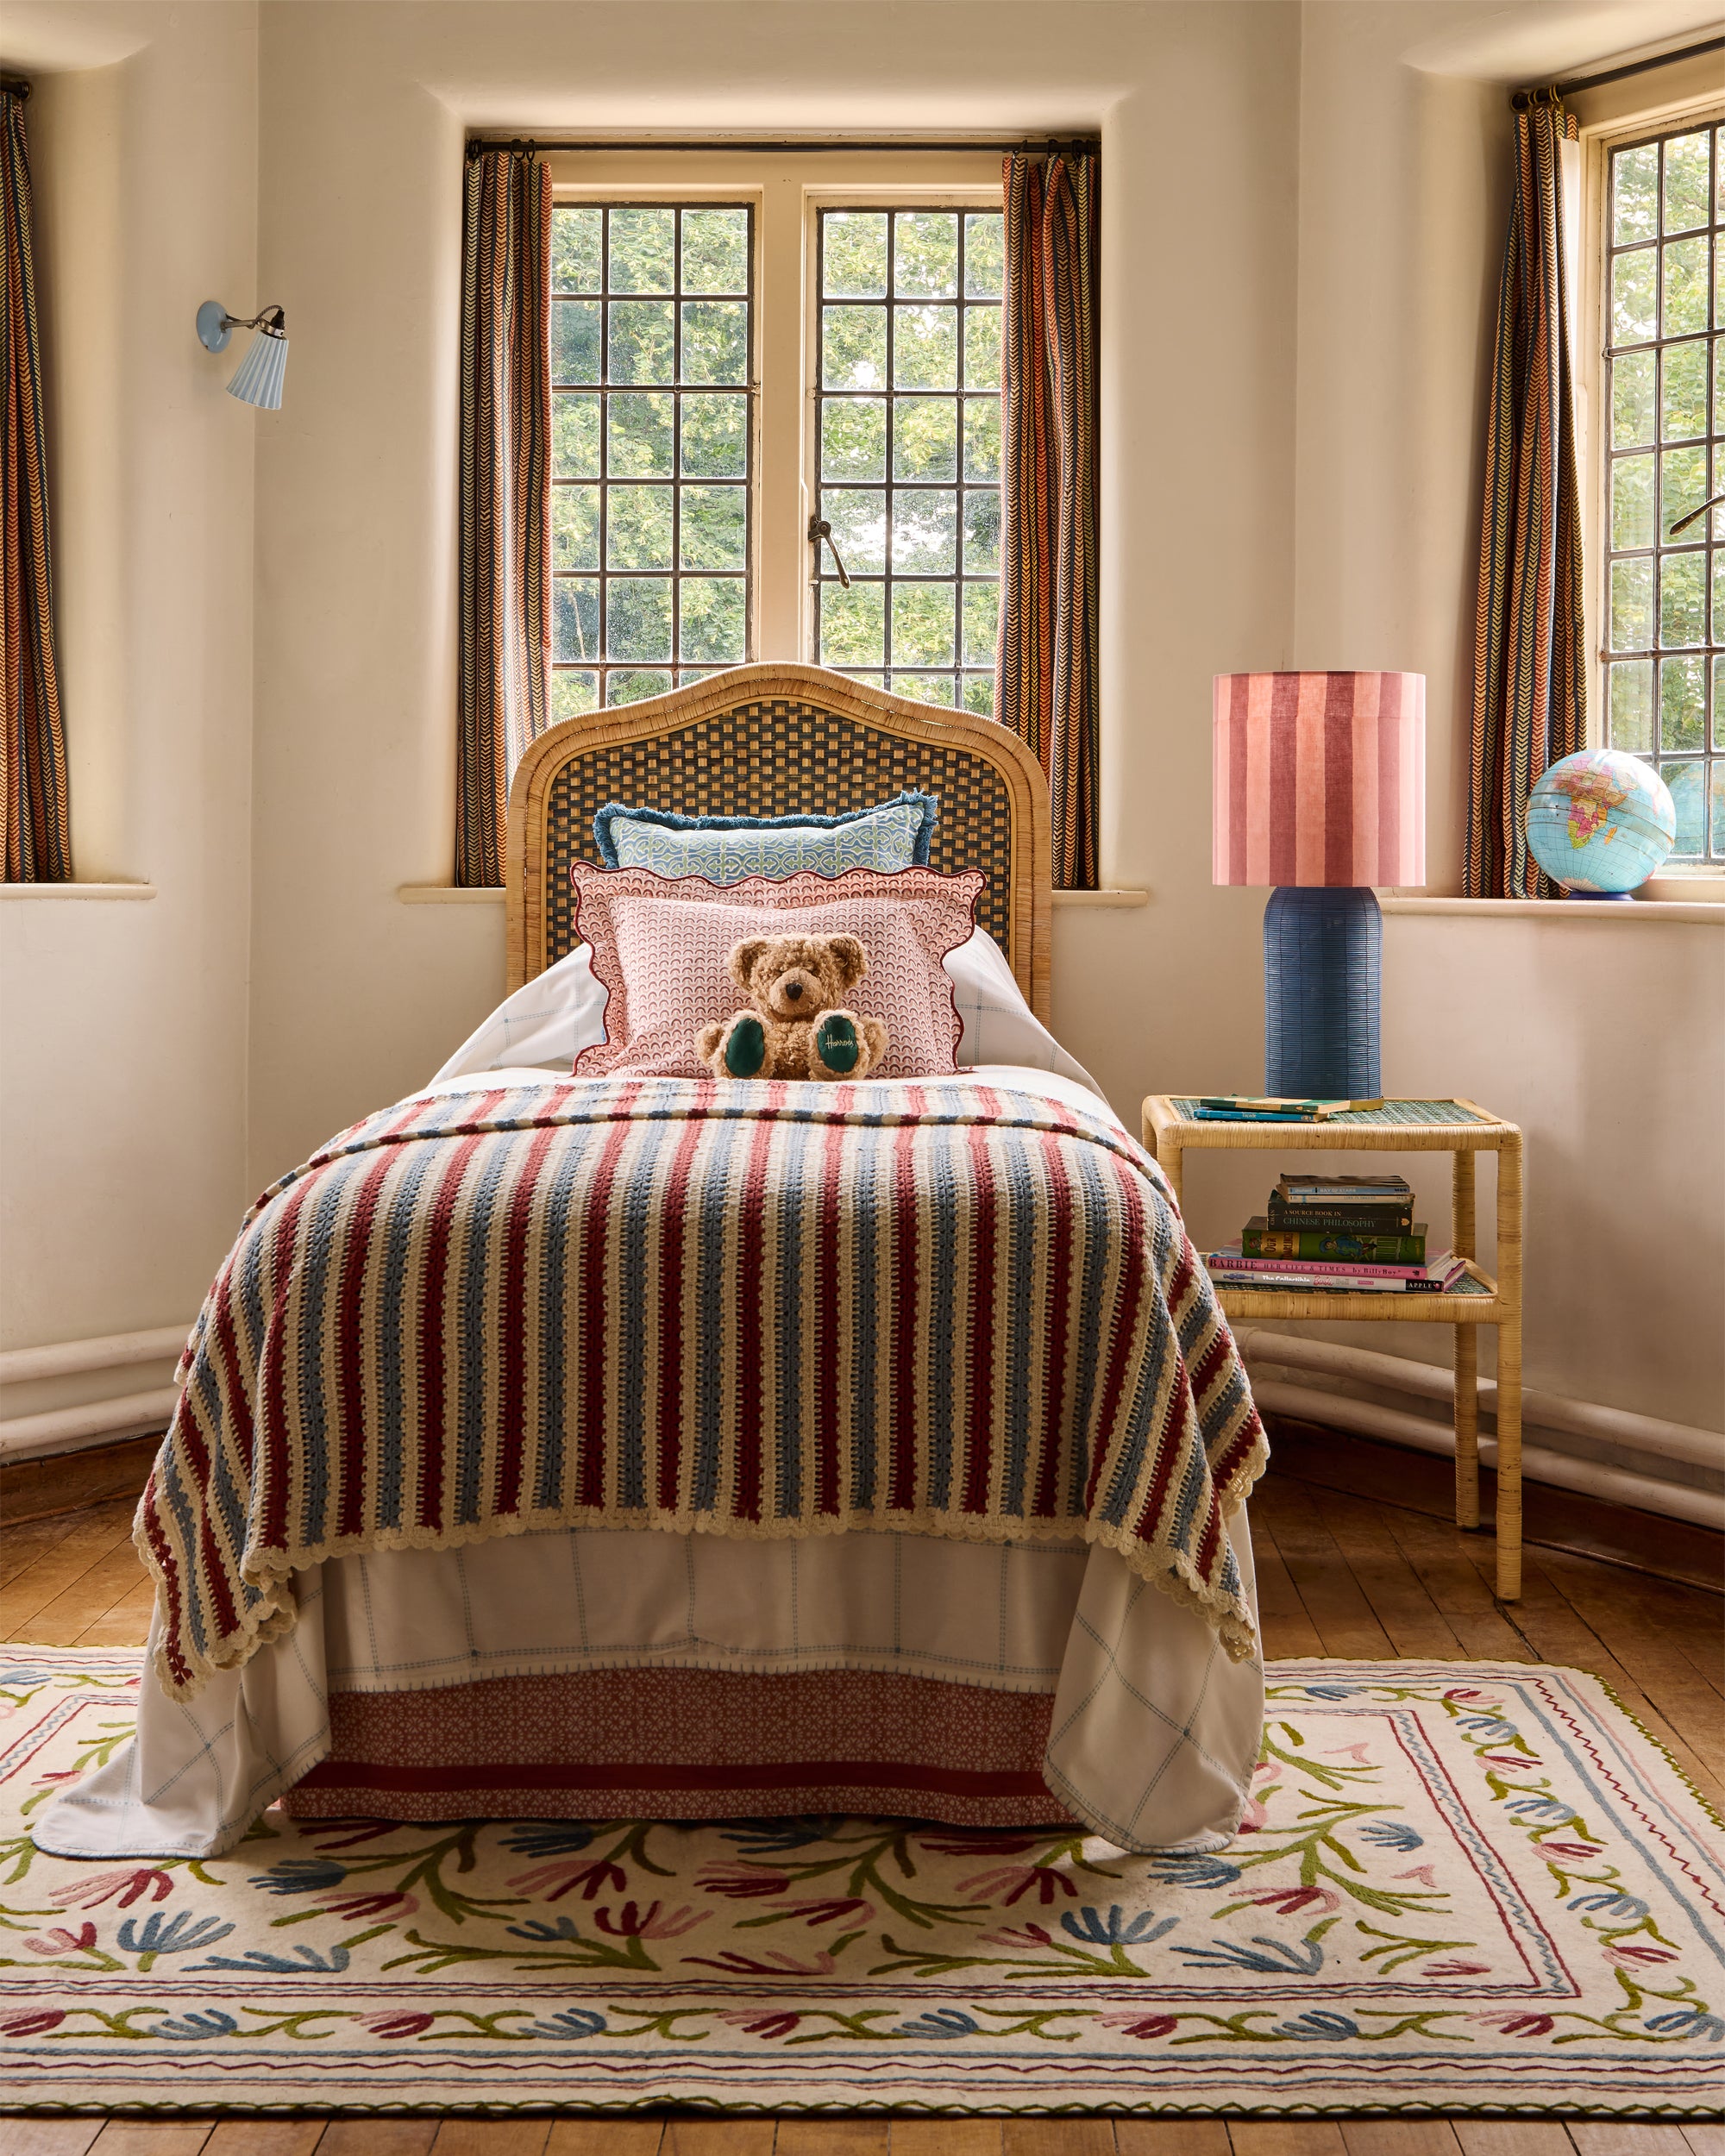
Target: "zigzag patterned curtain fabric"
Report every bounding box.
[1466,98,1587,899]
[455,150,552,887]
[997,149,1100,891]
[2,86,70,883]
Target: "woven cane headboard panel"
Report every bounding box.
[506,665,1051,1020]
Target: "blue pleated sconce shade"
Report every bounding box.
[226,327,288,411]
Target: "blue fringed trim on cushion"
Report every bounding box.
[595,789,944,871]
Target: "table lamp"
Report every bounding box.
[1213,670,1425,1100]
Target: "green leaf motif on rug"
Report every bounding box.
[2,1652,1721,2115]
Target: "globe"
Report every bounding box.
[1524,749,1676,895]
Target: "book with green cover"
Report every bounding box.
[1242,1217,1427,1263]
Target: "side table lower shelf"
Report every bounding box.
[1143,1095,1525,1601]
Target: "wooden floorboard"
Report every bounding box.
[0,1502,91,1588]
[0,1501,135,1639]
[1259,1420,1724,1596]
[3,1431,1719,2145]
[18,1531,154,1646]
[42,2129,1684,2156]
[1250,1476,1397,1658]
[1245,1514,1326,1660]
[1300,1482,1468,1659]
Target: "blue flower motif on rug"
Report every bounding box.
[3,1654,1721,2116]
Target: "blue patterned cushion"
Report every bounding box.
[593,792,938,883]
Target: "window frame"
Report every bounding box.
[547,197,759,716]
[543,149,1000,699]
[805,191,1005,714]
[1574,78,1725,882]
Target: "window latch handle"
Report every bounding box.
[807,514,851,589]
[1668,490,1725,537]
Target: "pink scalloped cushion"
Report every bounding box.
[568,862,985,1081]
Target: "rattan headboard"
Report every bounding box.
[505,664,1052,1021]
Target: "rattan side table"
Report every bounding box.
[1142,1096,1526,1600]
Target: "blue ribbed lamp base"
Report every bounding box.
[1264,886,1382,1100]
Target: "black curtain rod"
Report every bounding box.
[0,74,32,100]
[466,134,1098,159]
[1515,31,1723,104]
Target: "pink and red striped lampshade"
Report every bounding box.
[1213,671,1426,888]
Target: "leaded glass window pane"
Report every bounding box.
[551,204,753,710]
[1603,122,1723,860]
[814,207,1003,711]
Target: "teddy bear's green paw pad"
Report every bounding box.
[723,1013,768,1079]
[815,1014,861,1074]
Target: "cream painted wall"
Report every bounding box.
[245,1,1301,1188]
[0,2,257,1351]
[1275,0,1724,1433]
[1,0,1718,1457]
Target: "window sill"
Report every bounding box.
[1054,887,1150,908]
[398,884,1156,910]
[1380,893,1722,925]
[0,882,156,901]
[1640,874,1725,904]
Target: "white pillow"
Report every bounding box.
[429,927,1101,1098]
[430,944,609,1085]
[944,927,1102,1094]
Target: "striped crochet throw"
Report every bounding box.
[141,1079,1267,1700]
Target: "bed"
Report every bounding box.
[36,665,1268,1864]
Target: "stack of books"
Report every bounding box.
[1204,1173,1469,1294]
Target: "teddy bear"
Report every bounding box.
[697,932,889,1082]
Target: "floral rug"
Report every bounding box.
[3,1651,1721,2116]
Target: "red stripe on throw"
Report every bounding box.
[732,1113,777,1524]
[334,1149,398,1540]
[1032,1132,1074,1519]
[139,1472,193,1693]
[1086,1159,1148,1514]
[962,1125,997,1515]
[185,1426,241,1650]
[654,1115,706,1514]
[416,1135,486,1533]
[258,1175,322,1554]
[575,1116,634,1511]
[815,1115,844,1514]
[1189,1328,1233,1409]
[890,1122,920,1513]
[494,1123,557,1517]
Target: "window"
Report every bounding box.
[549,204,755,718]
[543,149,1005,718]
[1595,114,1724,864]
[813,208,1003,712]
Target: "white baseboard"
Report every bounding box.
[1237,1333,1723,1532]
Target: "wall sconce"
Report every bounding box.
[196,300,289,410]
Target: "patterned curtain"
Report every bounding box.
[1466,97,1585,899]
[2,85,70,883]
[997,148,1100,890]
[455,149,552,887]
